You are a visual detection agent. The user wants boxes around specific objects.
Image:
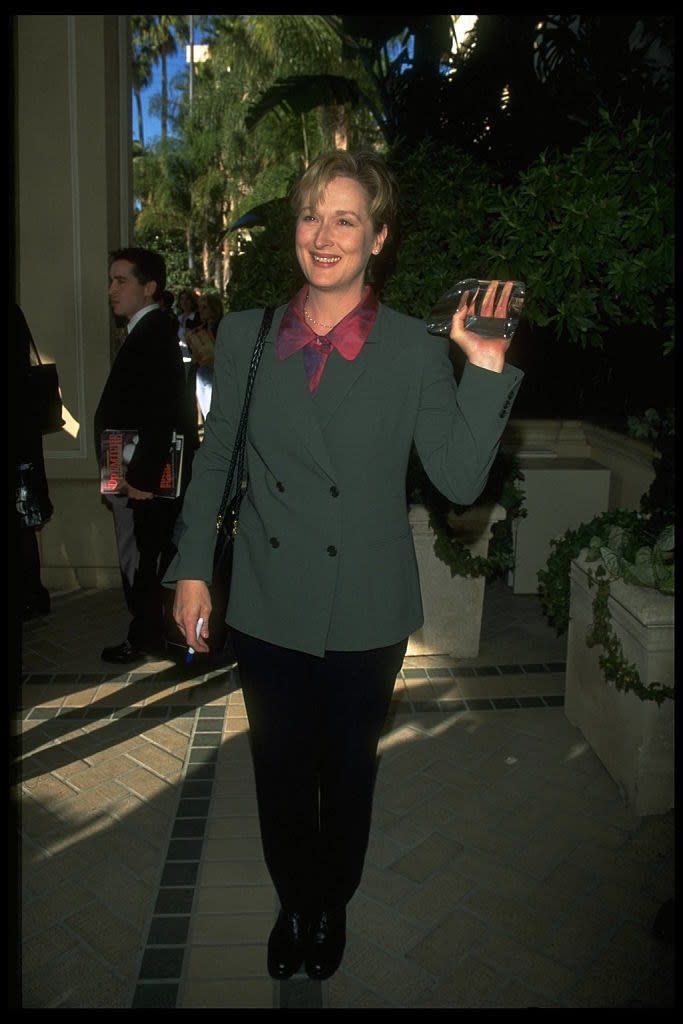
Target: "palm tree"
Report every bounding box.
[243,16,457,154]
[169,14,359,287]
[145,15,190,145]
[130,16,156,149]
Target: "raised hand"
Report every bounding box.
[449,280,515,373]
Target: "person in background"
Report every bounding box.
[197,292,224,336]
[177,288,199,367]
[159,289,179,336]
[13,303,54,620]
[186,291,224,428]
[95,247,194,664]
[165,150,523,981]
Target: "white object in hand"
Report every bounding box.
[186,617,204,662]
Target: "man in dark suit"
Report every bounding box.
[95,247,194,663]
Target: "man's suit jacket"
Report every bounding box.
[166,303,523,656]
[94,307,193,493]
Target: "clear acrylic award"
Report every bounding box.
[426,279,526,339]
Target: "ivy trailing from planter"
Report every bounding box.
[585,573,674,705]
[538,509,645,633]
[407,448,526,580]
[539,512,674,704]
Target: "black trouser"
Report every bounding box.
[108,494,180,649]
[231,630,408,913]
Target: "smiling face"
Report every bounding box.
[295,175,387,304]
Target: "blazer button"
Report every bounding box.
[329,485,340,497]
[276,481,285,492]
[270,537,280,548]
[327,545,337,557]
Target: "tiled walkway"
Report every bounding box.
[12,581,675,1008]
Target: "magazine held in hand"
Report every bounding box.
[100,429,184,498]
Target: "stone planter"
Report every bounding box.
[407,501,506,658]
[564,551,675,816]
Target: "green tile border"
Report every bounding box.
[132,704,223,1008]
[129,697,332,1009]
[16,659,566,724]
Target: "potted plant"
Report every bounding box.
[538,411,674,815]
[406,448,526,658]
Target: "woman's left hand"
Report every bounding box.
[449,279,514,374]
[173,579,212,653]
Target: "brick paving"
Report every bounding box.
[12,582,675,1008]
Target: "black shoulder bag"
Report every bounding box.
[207,305,275,651]
[28,332,65,435]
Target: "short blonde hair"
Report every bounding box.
[290,149,399,240]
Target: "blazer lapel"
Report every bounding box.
[313,311,384,428]
[253,311,384,476]
[313,345,368,430]
[257,341,336,480]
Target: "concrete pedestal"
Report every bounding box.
[407,502,506,658]
[510,457,611,594]
[565,553,674,816]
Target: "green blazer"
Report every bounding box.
[165,303,523,656]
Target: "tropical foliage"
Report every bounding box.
[131,14,673,290]
[131,14,674,422]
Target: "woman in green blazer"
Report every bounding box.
[166,150,523,981]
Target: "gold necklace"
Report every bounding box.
[304,296,335,330]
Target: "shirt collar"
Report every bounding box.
[275,285,378,363]
[127,303,159,334]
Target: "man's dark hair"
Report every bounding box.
[110,247,166,300]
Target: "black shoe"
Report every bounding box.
[101,640,149,664]
[267,910,310,980]
[305,907,346,981]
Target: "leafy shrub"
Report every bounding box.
[483,111,674,354]
[537,508,656,634]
